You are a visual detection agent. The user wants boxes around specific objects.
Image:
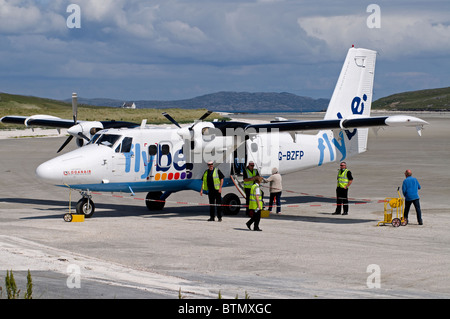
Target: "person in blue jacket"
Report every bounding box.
[402,169,423,225]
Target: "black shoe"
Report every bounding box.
[418,221,423,225]
[332,212,340,215]
[342,212,348,215]
[254,228,262,231]
[218,218,222,222]
[246,222,251,230]
[207,218,214,221]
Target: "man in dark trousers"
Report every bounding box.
[402,169,423,225]
[332,162,353,215]
[200,161,224,221]
[243,161,260,216]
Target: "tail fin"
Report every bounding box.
[325,47,377,120]
[324,47,377,156]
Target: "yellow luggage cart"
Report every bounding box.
[377,187,408,227]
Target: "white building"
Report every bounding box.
[121,102,136,109]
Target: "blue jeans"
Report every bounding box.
[404,199,422,223]
[268,192,282,213]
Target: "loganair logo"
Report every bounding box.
[123,143,192,181]
[317,94,368,166]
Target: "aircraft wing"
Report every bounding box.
[244,115,428,133]
[1,115,138,129]
[1,115,77,128]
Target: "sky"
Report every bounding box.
[0,0,449,102]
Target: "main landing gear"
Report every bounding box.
[222,193,241,215]
[145,191,241,215]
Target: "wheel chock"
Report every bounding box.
[64,213,85,222]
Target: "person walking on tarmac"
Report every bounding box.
[243,161,260,216]
[246,176,264,231]
[200,161,224,221]
[332,162,353,215]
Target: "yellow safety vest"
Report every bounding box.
[249,184,262,210]
[337,169,349,188]
[244,168,258,189]
[202,168,220,191]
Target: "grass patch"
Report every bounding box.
[0,92,229,129]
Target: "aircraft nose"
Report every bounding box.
[36,161,62,184]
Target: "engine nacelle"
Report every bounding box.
[68,121,103,147]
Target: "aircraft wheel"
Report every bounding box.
[76,198,95,218]
[392,218,401,227]
[146,191,165,210]
[64,213,73,222]
[222,193,241,215]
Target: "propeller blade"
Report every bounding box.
[198,110,213,121]
[162,112,181,128]
[57,135,73,153]
[78,132,90,141]
[189,110,213,130]
[72,92,78,124]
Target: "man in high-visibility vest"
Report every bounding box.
[332,162,353,215]
[246,176,263,231]
[200,161,224,221]
[243,161,260,216]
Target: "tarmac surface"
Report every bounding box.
[1,112,449,299]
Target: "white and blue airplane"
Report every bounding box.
[1,47,428,218]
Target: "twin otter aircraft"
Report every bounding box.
[1,47,428,218]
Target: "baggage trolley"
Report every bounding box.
[377,187,408,227]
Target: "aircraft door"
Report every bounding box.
[146,144,157,180]
[246,133,279,176]
[112,137,133,176]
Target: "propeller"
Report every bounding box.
[162,110,212,131]
[162,110,213,164]
[57,93,78,153]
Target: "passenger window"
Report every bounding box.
[149,145,157,156]
[161,144,170,155]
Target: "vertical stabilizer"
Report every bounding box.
[324,47,377,155]
[325,47,377,120]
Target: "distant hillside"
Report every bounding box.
[372,87,450,111]
[0,92,226,128]
[75,91,330,113]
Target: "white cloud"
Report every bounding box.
[162,20,208,44]
[298,11,450,60]
[0,0,66,34]
[0,0,449,100]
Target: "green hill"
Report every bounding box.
[373,87,450,111]
[0,92,226,129]
[73,91,330,113]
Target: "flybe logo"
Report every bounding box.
[351,94,367,115]
[317,94,368,165]
[123,143,192,181]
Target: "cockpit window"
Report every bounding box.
[115,137,133,153]
[88,133,101,145]
[92,134,121,148]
